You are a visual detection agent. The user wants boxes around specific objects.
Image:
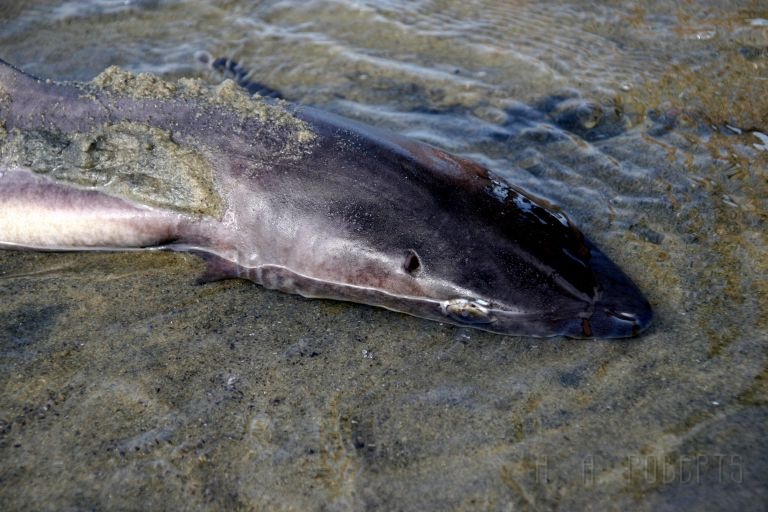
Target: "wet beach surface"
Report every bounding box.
[1,1,766,510]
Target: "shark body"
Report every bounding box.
[0,59,652,338]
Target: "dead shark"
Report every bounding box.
[0,58,652,338]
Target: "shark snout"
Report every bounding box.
[581,241,653,339]
[584,300,653,338]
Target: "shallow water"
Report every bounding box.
[0,1,766,510]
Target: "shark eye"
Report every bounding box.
[403,249,421,274]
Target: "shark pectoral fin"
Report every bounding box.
[184,250,245,284]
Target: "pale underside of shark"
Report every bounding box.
[0,58,652,338]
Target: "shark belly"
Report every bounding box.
[0,167,187,251]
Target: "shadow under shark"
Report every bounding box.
[0,58,652,338]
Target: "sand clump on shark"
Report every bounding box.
[0,57,652,338]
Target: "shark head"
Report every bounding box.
[243,111,653,339]
[335,179,652,338]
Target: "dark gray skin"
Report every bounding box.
[0,58,652,338]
